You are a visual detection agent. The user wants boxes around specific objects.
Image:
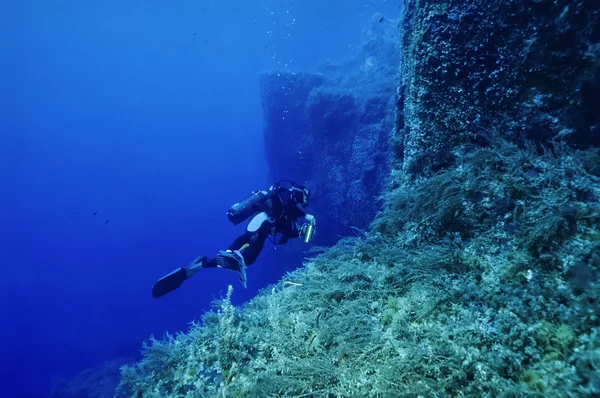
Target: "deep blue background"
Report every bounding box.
[0,1,400,396]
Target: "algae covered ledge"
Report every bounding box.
[118,0,600,396]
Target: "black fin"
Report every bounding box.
[152,267,187,298]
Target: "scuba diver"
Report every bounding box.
[151,180,316,298]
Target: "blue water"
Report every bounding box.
[0,1,399,396]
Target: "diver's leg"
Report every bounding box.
[240,232,268,266]
[228,233,252,253]
[214,249,248,288]
[197,232,250,269]
[225,213,271,266]
[201,233,251,288]
[242,221,271,265]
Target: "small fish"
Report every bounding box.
[283,281,303,286]
[105,220,109,224]
[93,212,98,215]
[193,32,196,36]
[379,17,384,23]
[76,212,80,216]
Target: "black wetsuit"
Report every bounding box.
[204,186,306,267]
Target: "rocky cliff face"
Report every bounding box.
[397,0,600,177]
[119,3,600,397]
[259,16,399,243]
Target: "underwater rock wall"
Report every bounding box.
[397,0,600,177]
[117,3,600,397]
[259,17,399,243]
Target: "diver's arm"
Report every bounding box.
[294,206,307,218]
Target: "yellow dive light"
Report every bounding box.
[301,223,315,243]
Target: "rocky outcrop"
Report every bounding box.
[259,16,399,243]
[397,0,600,177]
[118,3,600,397]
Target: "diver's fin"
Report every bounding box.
[151,258,204,298]
[216,250,248,288]
[238,264,247,289]
[152,267,187,298]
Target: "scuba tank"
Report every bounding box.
[226,190,273,225]
[226,180,310,226]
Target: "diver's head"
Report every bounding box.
[290,184,310,207]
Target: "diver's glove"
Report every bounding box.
[305,214,316,226]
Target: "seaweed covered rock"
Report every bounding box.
[259,16,399,243]
[397,0,600,177]
[118,1,600,397]
[119,139,600,398]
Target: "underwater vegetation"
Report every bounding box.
[117,134,600,397]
